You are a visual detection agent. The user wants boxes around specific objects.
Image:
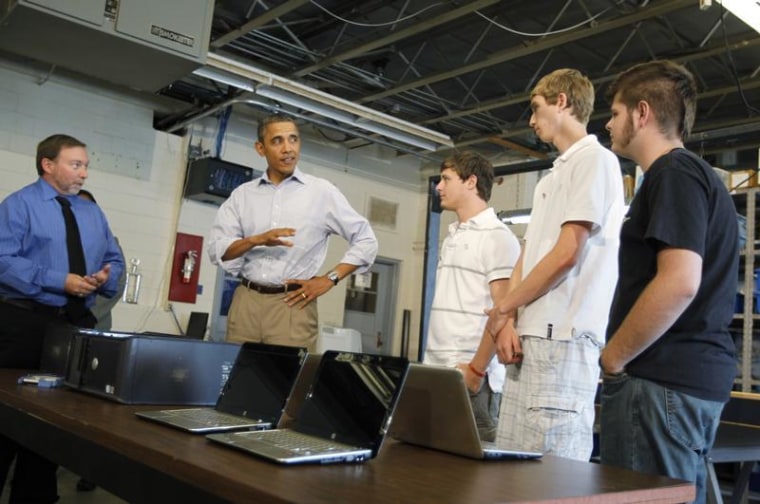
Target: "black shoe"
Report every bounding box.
[76,478,96,492]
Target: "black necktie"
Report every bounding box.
[56,196,90,324]
[56,196,87,275]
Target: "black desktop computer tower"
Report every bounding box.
[64,329,240,405]
[41,321,78,376]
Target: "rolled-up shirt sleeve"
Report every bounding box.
[326,186,378,273]
[207,191,246,276]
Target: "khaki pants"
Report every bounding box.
[225,284,318,351]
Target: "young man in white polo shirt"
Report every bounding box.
[424,151,520,442]
[471,69,625,460]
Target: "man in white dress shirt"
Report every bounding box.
[208,114,378,350]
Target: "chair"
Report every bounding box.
[706,392,760,504]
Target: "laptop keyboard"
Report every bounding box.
[253,430,347,453]
[172,409,254,426]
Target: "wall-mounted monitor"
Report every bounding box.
[184,157,259,206]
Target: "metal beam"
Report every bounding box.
[210,0,309,49]
[690,116,760,139]
[421,34,760,125]
[291,0,502,78]
[358,0,695,104]
[488,136,548,160]
[452,76,760,149]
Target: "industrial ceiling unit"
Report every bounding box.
[0,0,214,91]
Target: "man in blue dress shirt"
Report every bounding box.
[0,134,124,503]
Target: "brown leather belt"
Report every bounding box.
[240,279,300,294]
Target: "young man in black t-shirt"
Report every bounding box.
[599,60,738,504]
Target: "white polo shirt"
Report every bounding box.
[517,135,625,343]
[425,208,521,392]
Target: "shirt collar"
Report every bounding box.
[36,178,66,202]
[553,134,598,169]
[448,207,496,233]
[258,166,306,186]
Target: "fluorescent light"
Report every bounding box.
[255,85,440,151]
[497,209,531,224]
[255,85,356,124]
[205,53,454,151]
[194,64,446,151]
[716,0,760,35]
[192,67,254,92]
[498,206,631,225]
[353,118,440,152]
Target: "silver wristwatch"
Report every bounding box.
[326,271,340,285]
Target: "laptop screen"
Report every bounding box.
[294,351,408,455]
[216,343,307,423]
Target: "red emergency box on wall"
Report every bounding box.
[169,233,203,303]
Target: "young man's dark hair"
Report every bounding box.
[605,60,697,140]
[440,151,494,202]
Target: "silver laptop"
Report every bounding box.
[390,363,543,460]
[207,351,409,464]
[135,342,308,433]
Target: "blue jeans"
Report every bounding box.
[600,373,724,504]
[470,374,501,442]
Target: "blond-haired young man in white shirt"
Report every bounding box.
[472,69,625,460]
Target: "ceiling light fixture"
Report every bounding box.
[497,209,532,225]
[715,0,760,35]
[163,95,442,162]
[192,66,254,92]
[200,53,454,152]
[254,85,440,151]
[254,85,355,124]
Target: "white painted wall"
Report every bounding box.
[0,61,431,356]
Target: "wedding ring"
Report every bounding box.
[300,292,307,299]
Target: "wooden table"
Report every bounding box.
[0,369,695,503]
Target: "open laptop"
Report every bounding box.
[389,363,543,460]
[207,351,409,464]
[135,342,308,433]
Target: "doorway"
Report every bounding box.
[342,257,399,356]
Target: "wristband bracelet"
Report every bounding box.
[468,363,485,378]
